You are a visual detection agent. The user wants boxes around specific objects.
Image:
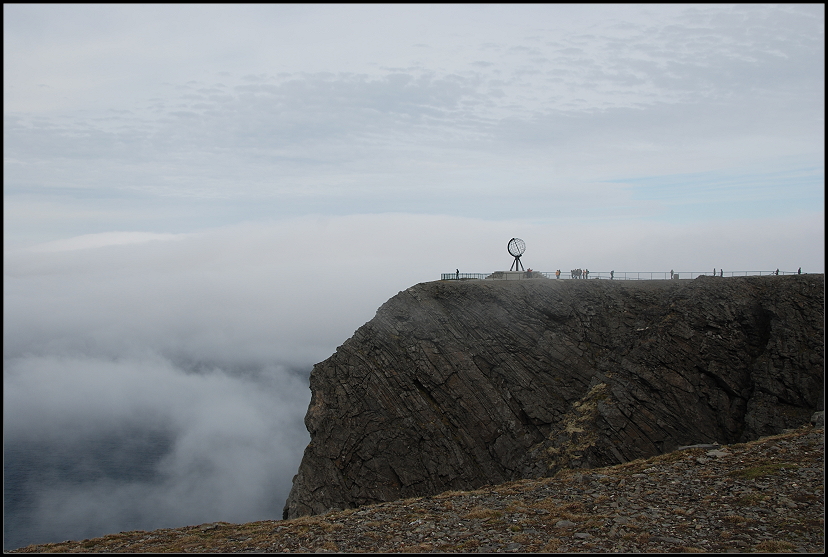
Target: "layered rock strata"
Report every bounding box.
[284,274,824,519]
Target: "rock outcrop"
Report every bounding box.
[284,274,824,519]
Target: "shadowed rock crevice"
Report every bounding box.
[283,274,824,519]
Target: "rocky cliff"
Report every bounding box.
[284,274,824,519]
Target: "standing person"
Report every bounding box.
[720,269,723,277]
[610,270,614,280]
[775,269,779,276]
[585,269,589,279]
[555,269,560,279]
[798,267,802,274]
[456,269,459,279]
[713,268,716,276]
[670,269,674,279]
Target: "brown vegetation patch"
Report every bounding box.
[462,506,502,520]
[729,462,798,479]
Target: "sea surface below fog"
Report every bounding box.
[3,353,313,553]
[4,430,174,550]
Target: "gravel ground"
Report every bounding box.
[10,425,823,553]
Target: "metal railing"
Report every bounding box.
[441,270,806,281]
[441,273,492,280]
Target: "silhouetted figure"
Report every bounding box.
[585,269,589,279]
[720,269,723,277]
[555,269,560,279]
[798,267,802,274]
[775,269,779,276]
[610,270,614,280]
[456,269,459,279]
[670,269,674,279]
[713,268,716,276]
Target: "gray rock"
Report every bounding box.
[284,275,825,519]
[555,520,577,528]
[811,411,824,428]
[678,443,720,450]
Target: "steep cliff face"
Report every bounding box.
[284,275,824,519]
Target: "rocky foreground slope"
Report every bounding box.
[11,423,823,553]
[284,274,824,519]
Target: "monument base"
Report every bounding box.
[487,271,531,280]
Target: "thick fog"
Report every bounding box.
[1,215,517,549]
[2,218,397,548]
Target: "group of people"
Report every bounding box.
[553,268,591,279]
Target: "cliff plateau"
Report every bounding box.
[284,274,824,519]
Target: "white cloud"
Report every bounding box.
[24,231,184,253]
[3,353,309,545]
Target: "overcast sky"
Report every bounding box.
[5,4,824,250]
[3,3,824,549]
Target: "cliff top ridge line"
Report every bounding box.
[444,269,810,281]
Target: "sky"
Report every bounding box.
[3,3,825,549]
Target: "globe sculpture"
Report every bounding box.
[508,237,525,271]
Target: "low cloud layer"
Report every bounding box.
[4,356,309,545]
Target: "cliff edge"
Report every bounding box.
[284,274,824,519]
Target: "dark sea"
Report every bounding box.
[3,429,173,551]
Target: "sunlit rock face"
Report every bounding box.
[284,274,824,519]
